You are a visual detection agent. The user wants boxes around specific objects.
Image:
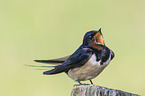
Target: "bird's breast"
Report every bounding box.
[68,53,111,81]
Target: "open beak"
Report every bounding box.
[94,28,104,45]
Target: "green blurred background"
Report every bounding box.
[0,0,145,96]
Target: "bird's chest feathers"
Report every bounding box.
[68,53,111,81]
[86,54,110,68]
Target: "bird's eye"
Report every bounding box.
[88,35,92,39]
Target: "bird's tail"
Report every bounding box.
[25,64,56,68]
[43,65,66,75]
[26,64,65,75]
[34,55,70,65]
[25,64,57,71]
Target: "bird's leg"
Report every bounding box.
[77,80,82,85]
[89,80,93,84]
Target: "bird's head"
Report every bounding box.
[83,28,105,50]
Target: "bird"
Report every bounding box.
[34,28,115,84]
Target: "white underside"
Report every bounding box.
[68,53,111,81]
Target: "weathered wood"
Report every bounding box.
[71,84,140,96]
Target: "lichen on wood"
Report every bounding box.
[71,84,140,96]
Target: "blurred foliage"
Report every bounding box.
[0,0,145,96]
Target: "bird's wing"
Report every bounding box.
[34,55,70,65]
[43,47,93,75]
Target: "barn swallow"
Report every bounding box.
[34,28,115,84]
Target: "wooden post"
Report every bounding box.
[71,85,140,96]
